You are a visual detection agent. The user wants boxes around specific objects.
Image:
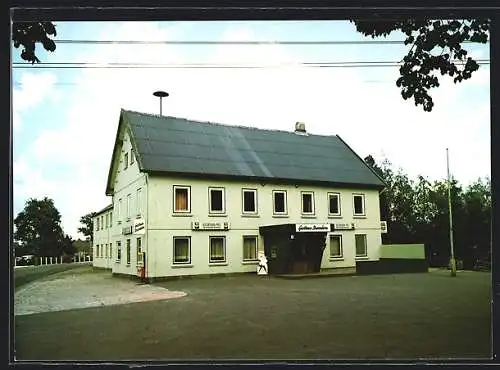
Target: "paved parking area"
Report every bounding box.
[14,266,187,316]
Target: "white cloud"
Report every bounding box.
[14,22,491,238]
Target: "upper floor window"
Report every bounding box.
[273,190,287,215]
[301,191,315,215]
[136,188,142,216]
[242,188,257,214]
[109,211,113,227]
[117,198,122,222]
[95,218,99,231]
[124,152,129,170]
[328,192,341,216]
[105,213,109,228]
[130,149,135,165]
[127,194,132,219]
[101,216,104,230]
[353,194,366,216]
[174,185,191,213]
[209,187,225,214]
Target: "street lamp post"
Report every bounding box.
[153,91,169,116]
[447,148,457,277]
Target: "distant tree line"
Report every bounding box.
[365,155,491,269]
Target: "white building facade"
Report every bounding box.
[93,110,386,280]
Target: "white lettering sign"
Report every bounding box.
[134,219,146,235]
[295,223,330,232]
[192,221,230,231]
[334,223,355,230]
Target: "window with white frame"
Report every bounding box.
[136,237,143,265]
[116,241,122,262]
[273,190,287,215]
[105,213,109,228]
[355,234,368,257]
[101,216,104,230]
[329,235,343,258]
[109,245,113,260]
[117,199,122,223]
[100,243,104,258]
[124,152,129,170]
[109,212,113,227]
[105,244,108,258]
[353,194,366,216]
[136,188,142,216]
[173,237,191,264]
[209,187,225,214]
[126,239,131,265]
[209,236,226,263]
[126,194,131,220]
[96,218,99,231]
[173,185,191,213]
[243,236,258,261]
[301,191,315,215]
[96,244,99,258]
[328,192,341,216]
[130,149,135,164]
[242,188,257,214]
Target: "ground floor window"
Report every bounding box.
[116,241,122,262]
[355,234,367,257]
[96,245,99,258]
[137,237,143,265]
[243,236,258,261]
[173,237,191,264]
[209,236,226,263]
[126,239,131,265]
[329,235,343,258]
[109,245,112,260]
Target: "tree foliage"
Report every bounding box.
[78,212,97,243]
[365,156,491,268]
[351,19,490,112]
[14,197,74,257]
[11,22,57,64]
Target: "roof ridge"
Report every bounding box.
[122,109,338,139]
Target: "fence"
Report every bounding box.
[15,254,92,268]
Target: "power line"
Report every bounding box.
[54,39,487,45]
[12,59,490,69]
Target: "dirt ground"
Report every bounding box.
[13,269,491,361]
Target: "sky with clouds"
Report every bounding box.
[12,20,490,239]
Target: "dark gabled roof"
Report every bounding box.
[106,109,385,193]
[94,204,113,217]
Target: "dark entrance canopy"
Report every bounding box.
[259,223,333,275]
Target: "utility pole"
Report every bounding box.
[447,148,457,277]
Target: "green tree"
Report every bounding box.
[78,212,97,244]
[14,197,67,257]
[12,22,57,63]
[351,19,490,112]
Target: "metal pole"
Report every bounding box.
[159,97,163,116]
[447,148,457,277]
